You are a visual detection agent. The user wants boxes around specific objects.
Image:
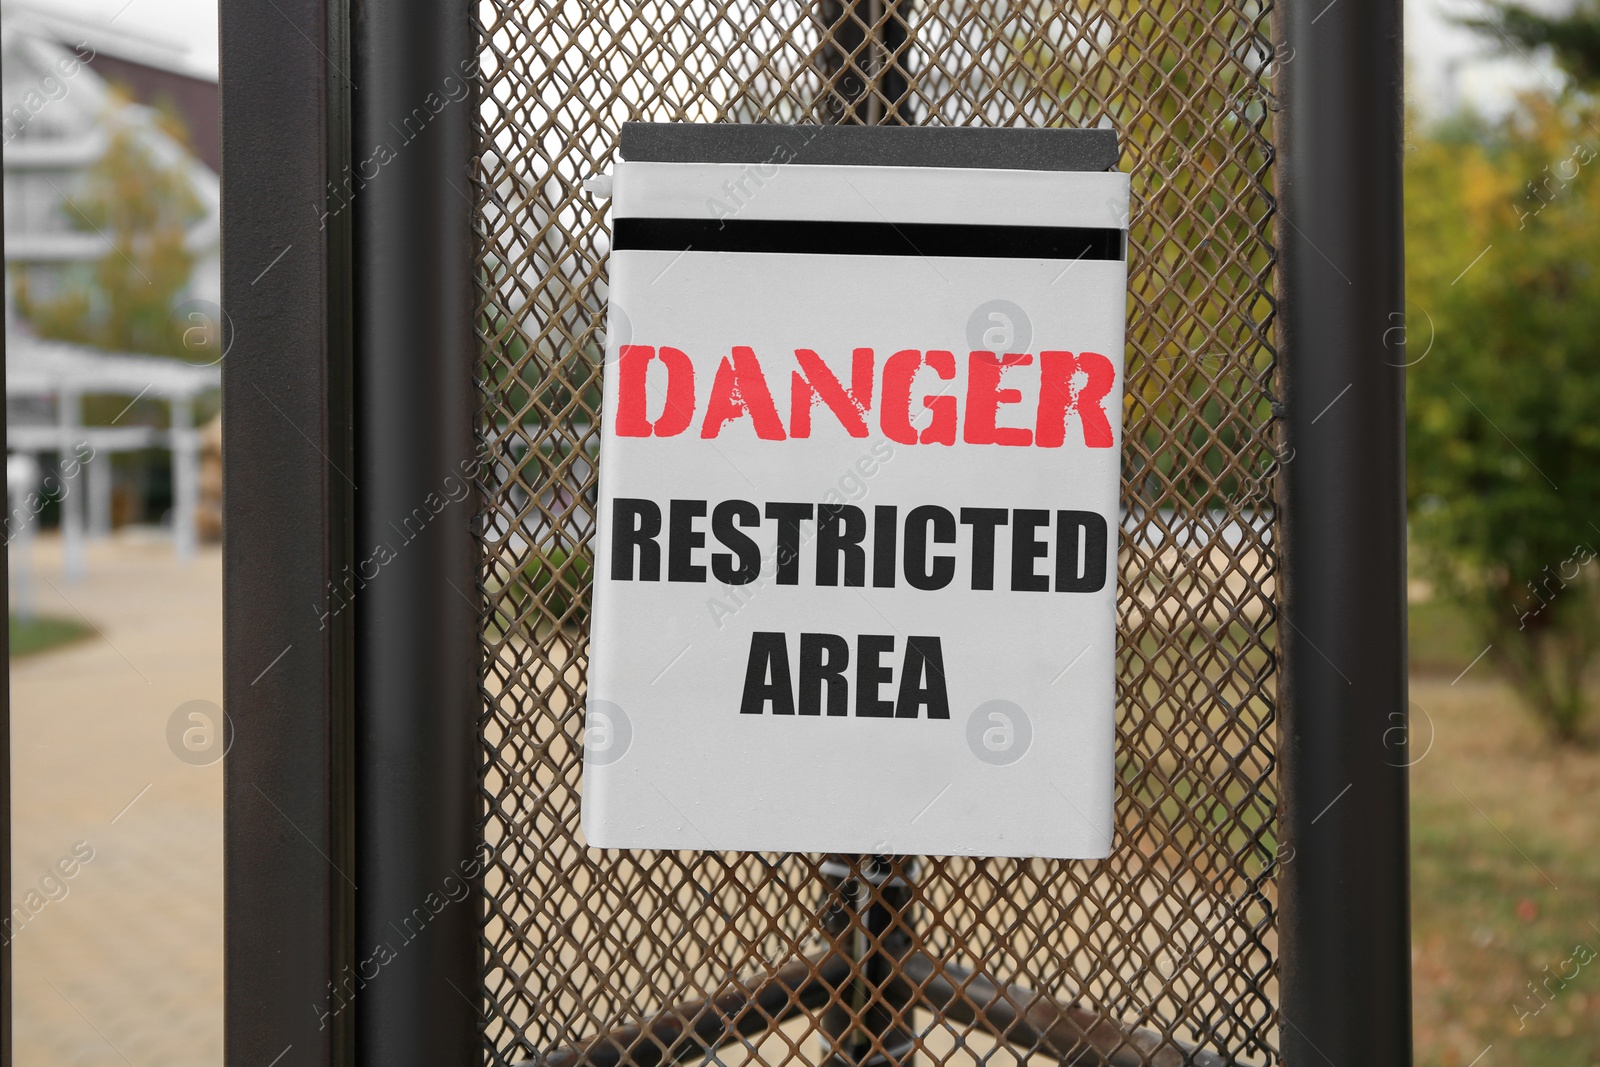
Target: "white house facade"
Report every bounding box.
[2,2,221,577]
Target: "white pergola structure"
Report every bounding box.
[6,334,220,579]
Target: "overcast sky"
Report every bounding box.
[1407,0,1568,116]
[35,0,1567,119]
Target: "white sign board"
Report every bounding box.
[582,154,1129,858]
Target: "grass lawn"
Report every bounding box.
[1409,601,1600,1066]
[9,613,95,658]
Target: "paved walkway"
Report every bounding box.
[10,531,222,1067]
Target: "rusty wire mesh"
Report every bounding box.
[470,1,1282,1065]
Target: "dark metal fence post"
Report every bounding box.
[222,0,357,1065]
[350,1,480,1065]
[1276,0,1412,1057]
[225,0,478,1063]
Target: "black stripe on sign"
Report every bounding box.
[612,217,1125,261]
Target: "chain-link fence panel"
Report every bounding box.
[471,2,1281,1065]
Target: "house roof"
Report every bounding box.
[1,23,221,270]
[1,0,218,171]
[1,1,216,82]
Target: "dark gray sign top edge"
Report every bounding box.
[619,123,1121,173]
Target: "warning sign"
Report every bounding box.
[582,146,1129,858]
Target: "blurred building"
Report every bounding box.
[2,1,221,575]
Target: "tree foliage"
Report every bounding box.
[13,113,204,359]
[1464,0,1600,87]
[1407,97,1600,740]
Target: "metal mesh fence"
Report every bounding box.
[470,1,1282,1064]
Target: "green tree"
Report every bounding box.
[1407,96,1600,741]
[13,109,205,359]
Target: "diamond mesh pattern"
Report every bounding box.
[470,2,1282,1065]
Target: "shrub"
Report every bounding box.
[1407,99,1600,741]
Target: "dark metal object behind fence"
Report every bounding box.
[470,2,1284,1065]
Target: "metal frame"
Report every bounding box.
[221,0,357,1065]
[223,0,479,1063]
[219,0,1411,1063]
[351,0,480,1062]
[1276,0,1412,1059]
